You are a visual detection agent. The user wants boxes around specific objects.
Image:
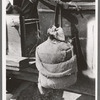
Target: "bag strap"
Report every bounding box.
[55,3,62,28]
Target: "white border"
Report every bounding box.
[2,0,6,100]
[2,0,98,100]
[95,0,98,100]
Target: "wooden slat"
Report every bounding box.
[63,2,95,10]
[12,71,38,83]
[6,55,36,71]
[6,60,19,68]
[6,66,20,71]
[38,2,95,12]
[6,55,35,63]
[25,21,39,25]
[24,18,39,22]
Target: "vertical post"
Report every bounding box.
[20,16,26,57]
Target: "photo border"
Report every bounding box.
[1,0,99,100]
[0,0,2,100]
[98,0,100,100]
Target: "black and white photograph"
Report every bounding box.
[4,0,97,100]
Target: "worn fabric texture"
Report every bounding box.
[36,38,78,89]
